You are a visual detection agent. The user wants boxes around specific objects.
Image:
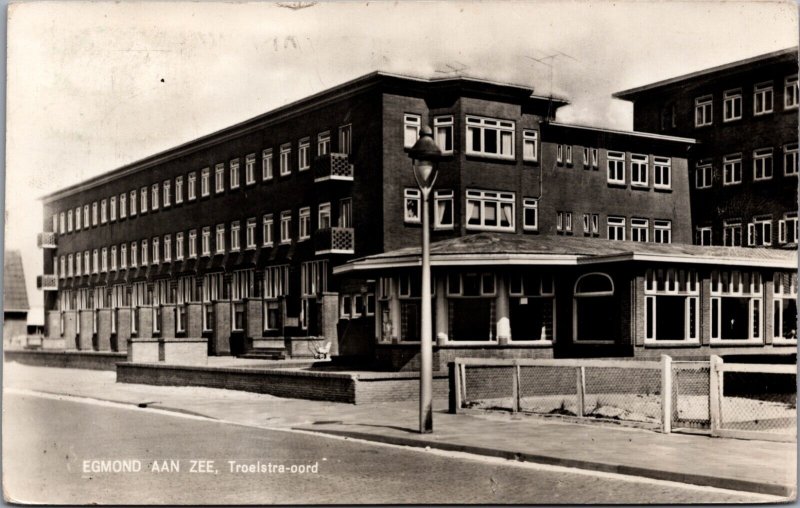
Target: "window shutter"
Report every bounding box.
[747,223,756,246]
[778,220,787,244]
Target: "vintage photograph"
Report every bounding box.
[3,0,798,504]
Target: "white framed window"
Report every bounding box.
[189,230,197,258]
[140,187,148,213]
[229,158,240,189]
[317,132,330,156]
[754,82,774,115]
[201,167,210,197]
[280,144,291,176]
[175,176,183,204]
[176,232,184,261]
[694,95,712,126]
[434,190,454,230]
[318,203,331,230]
[101,248,108,272]
[723,154,742,185]
[644,268,700,344]
[66,210,73,232]
[753,148,773,180]
[149,184,158,211]
[784,143,798,176]
[298,138,310,171]
[263,214,274,246]
[523,198,538,232]
[127,243,138,268]
[152,237,160,264]
[556,211,572,234]
[92,249,99,273]
[163,234,171,262]
[245,154,256,185]
[188,172,197,200]
[465,189,515,232]
[280,211,292,244]
[92,202,98,225]
[556,144,563,164]
[141,240,148,265]
[631,218,649,242]
[565,145,573,165]
[447,272,497,298]
[109,197,116,221]
[120,244,127,269]
[404,114,421,148]
[262,149,273,180]
[201,227,210,257]
[631,154,648,187]
[215,163,225,193]
[298,207,311,241]
[695,161,713,189]
[246,218,256,249]
[696,226,712,246]
[653,156,671,190]
[74,207,82,229]
[723,89,742,122]
[230,221,241,251]
[110,246,117,271]
[573,273,616,343]
[339,198,353,228]
[339,124,352,155]
[785,75,799,109]
[163,180,171,207]
[591,148,599,169]
[654,220,672,244]
[58,211,65,234]
[607,151,625,184]
[84,203,91,225]
[404,188,421,224]
[772,272,798,343]
[607,216,625,241]
[465,115,515,159]
[116,195,125,221]
[100,199,108,223]
[710,270,764,343]
[778,213,798,244]
[434,116,454,154]
[582,147,589,168]
[723,220,743,247]
[215,224,226,253]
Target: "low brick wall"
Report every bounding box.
[355,372,449,404]
[4,350,126,371]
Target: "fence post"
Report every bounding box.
[459,362,467,407]
[511,361,520,413]
[709,355,723,436]
[449,361,462,414]
[576,366,586,417]
[661,355,672,434]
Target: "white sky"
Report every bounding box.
[5,0,798,309]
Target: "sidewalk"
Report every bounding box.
[3,361,796,498]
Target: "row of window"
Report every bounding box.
[52,125,354,236]
[694,144,798,188]
[694,75,798,127]
[696,213,798,247]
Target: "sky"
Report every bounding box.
[5,0,798,311]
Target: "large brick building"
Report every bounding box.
[37,69,796,366]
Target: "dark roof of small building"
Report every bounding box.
[334,233,797,274]
[613,47,798,100]
[4,250,29,312]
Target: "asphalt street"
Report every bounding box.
[3,392,773,504]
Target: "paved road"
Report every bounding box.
[3,392,773,504]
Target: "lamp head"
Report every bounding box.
[409,125,442,190]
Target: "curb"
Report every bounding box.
[298,428,795,498]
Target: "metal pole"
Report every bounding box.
[420,187,433,433]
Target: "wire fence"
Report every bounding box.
[672,361,710,430]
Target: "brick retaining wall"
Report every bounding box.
[4,350,126,371]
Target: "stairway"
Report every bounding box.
[239,347,286,360]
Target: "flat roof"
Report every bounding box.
[613,47,798,100]
[546,122,698,144]
[333,233,797,274]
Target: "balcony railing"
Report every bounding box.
[37,232,57,249]
[37,274,58,291]
[314,227,355,255]
[313,153,354,183]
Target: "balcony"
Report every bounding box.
[314,227,355,255]
[37,274,58,291]
[37,232,57,249]
[313,153,354,183]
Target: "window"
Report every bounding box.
[174,176,183,204]
[188,172,197,200]
[660,103,676,131]
[215,163,225,193]
[556,144,563,164]
[92,249,99,273]
[607,151,625,184]
[447,272,497,298]
[92,202,98,225]
[753,148,773,180]
[582,147,589,168]
[631,154,648,187]
[465,189,515,232]
[654,220,672,244]
[404,188,421,224]
[246,218,256,249]
[230,159,240,188]
[339,124,352,155]
[723,154,742,185]
[696,226,712,246]
[754,82,773,115]
[583,213,600,237]
[785,75,799,109]
[695,161,712,188]
[723,89,742,121]
[57,212,66,234]
[523,198,538,231]
[607,216,625,241]
[130,242,137,267]
[110,246,117,271]
[653,156,671,189]
[280,211,292,244]
[710,270,764,342]
[298,138,310,171]
[434,116,454,154]
[784,143,798,176]
[773,272,798,342]
[75,207,81,229]
[280,144,291,176]
[723,220,742,247]
[262,149,273,180]
[176,232,184,260]
[67,210,73,232]
[631,218,649,242]
[695,95,712,126]
[434,190,454,229]
[201,227,211,256]
[245,154,256,185]
[779,213,798,244]
[230,221,241,251]
[339,198,353,228]
[318,203,331,230]
[140,187,148,213]
[141,240,148,265]
[262,214,274,246]
[101,248,108,272]
[263,265,290,328]
[317,132,330,156]
[573,273,616,342]
[591,148,599,169]
[556,211,572,234]
[565,145,573,165]
[163,234,171,262]
[298,207,311,241]
[201,167,210,197]
[82,204,90,226]
[189,230,197,258]
[163,180,171,207]
[110,196,117,221]
[465,116,515,159]
[152,237,160,264]
[120,244,127,269]
[644,269,700,343]
[100,199,108,223]
[215,224,225,253]
[404,114,421,148]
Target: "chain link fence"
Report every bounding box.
[672,362,710,430]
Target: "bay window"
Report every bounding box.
[710,270,764,343]
[644,268,700,343]
[465,189,515,232]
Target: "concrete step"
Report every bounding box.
[239,347,286,360]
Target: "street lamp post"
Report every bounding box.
[408,125,442,434]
